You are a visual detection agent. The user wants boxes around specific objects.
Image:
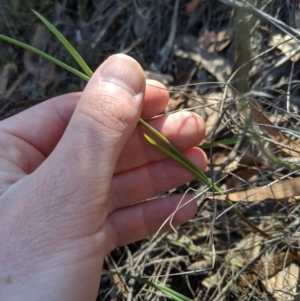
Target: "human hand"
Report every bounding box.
[0,54,207,301]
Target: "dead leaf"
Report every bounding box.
[268,33,300,62]
[105,257,128,297]
[250,100,300,158]
[23,25,55,82]
[211,153,227,166]
[202,273,222,290]
[226,234,262,269]
[0,63,17,98]
[187,258,213,271]
[175,35,232,82]
[167,97,182,112]
[216,176,300,202]
[263,263,299,301]
[198,29,233,53]
[186,0,201,14]
[198,29,218,51]
[239,251,300,293]
[226,169,260,190]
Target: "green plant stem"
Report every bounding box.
[33,10,93,78]
[0,34,90,81]
[144,134,269,238]
[200,136,252,150]
[103,269,193,301]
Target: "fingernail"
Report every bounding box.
[100,54,145,102]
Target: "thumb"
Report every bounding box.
[62,53,145,182]
[35,54,146,227]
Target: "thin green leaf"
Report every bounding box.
[144,134,212,187]
[0,34,90,81]
[139,118,213,184]
[201,136,252,150]
[166,238,205,254]
[32,10,93,78]
[104,270,193,301]
[144,134,269,238]
[139,119,193,166]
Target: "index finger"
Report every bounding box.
[0,80,169,159]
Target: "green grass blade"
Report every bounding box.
[140,118,217,188]
[104,270,193,301]
[32,10,93,78]
[144,134,270,238]
[142,132,223,194]
[166,237,205,254]
[144,134,213,188]
[201,136,252,150]
[0,34,90,81]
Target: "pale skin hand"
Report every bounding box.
[0,54,207,301]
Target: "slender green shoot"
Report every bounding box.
[144,134,269,238]
[0,34,89,81]
[200,136,252,150]
[104,270,193,301]
[166,237,210,255]
[32,10,93,78]
[144,134,213,188]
